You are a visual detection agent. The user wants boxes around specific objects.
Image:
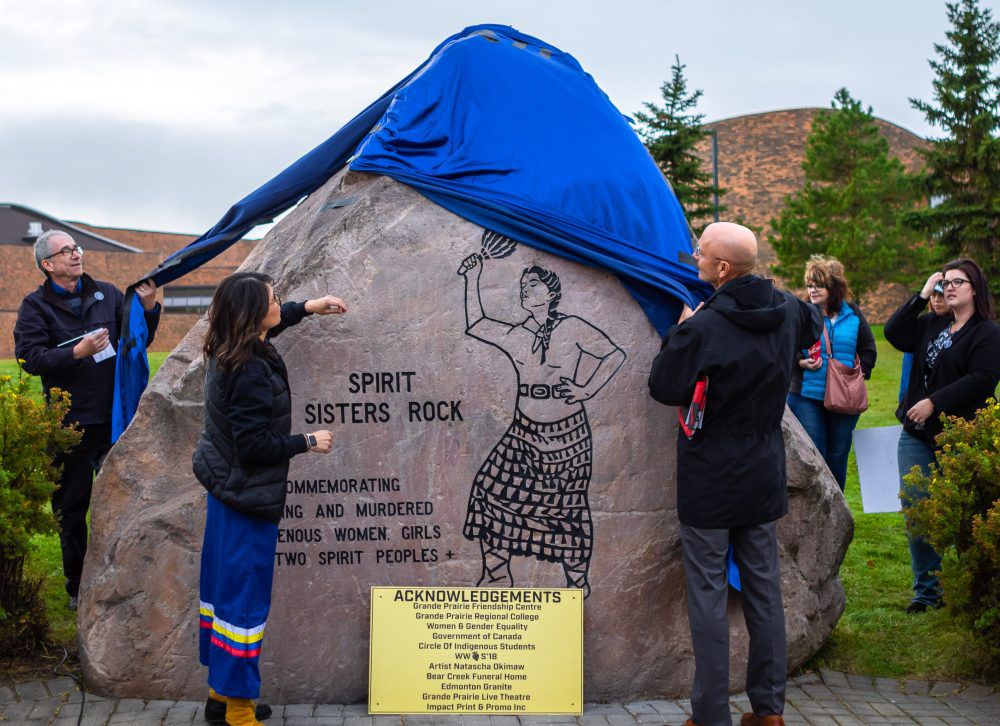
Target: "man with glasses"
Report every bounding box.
[649,223,821,726]
[14,229,160,610]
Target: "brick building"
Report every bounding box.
[694,107,927,319]
[695,107,926,259]
[1,203,257,358]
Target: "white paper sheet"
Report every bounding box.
[93,341,116,363]
[853,425,903,513]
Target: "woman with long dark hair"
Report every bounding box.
[193,271,346,725]
[886,258,1000,614]
[787,255,877,491]
[458,249,625,598]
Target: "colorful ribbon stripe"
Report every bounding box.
[199,600,265,658]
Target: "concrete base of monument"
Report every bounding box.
[77,170,852,703]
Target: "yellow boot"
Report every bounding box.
[208,689,264,726]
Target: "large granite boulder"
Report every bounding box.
[78,169,853,703]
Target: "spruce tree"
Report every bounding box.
[908,0,1000,289]
[635,56,724,230]
[770,89,925,296]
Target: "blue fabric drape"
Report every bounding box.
[113,24,710,441]
[112,292,152,438]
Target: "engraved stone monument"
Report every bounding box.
[78,169,853,703]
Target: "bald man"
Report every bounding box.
[649,223,821,726]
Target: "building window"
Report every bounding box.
[163,286,215,314]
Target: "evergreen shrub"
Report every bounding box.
[903,399,1000,675]
[0,364,80,653]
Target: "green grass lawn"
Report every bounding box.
[1,338,991,682]
[804,327,985,681]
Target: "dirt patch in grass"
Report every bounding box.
[0,641,81,688]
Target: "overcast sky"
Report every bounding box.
[0,0,993,236]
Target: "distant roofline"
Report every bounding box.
[72,220,261,243]
[70,221,200,239]
[0,202,143,253]
[703,106,926,140]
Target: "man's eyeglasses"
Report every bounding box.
[270,292,282,306]
[940,278,970,290]
[43,245,84,260]
[693,244,729,263]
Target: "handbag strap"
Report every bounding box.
[822,320,865,370]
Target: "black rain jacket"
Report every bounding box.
[648,275,822,529]
[14,274,160,425]
[192,302,311,523]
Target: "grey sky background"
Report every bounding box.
[0,0,994,236]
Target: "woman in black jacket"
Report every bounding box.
[885,258,1000,614]
[193,272,346,726]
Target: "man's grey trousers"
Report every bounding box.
[680,521,787,726]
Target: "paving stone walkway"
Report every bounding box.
[1,670,997,725]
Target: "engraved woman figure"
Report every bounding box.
[457,240,626,597]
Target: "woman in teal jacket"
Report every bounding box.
[787,256,877,491]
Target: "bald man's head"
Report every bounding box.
[695,222,758,288]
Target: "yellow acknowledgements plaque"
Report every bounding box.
[369,587,583,715]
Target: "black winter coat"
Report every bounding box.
[14,274,161,425]
[885,294,1000,444]
[649,275,822,529]
[193,302,311,523]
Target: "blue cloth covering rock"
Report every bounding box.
[114,24,709,440]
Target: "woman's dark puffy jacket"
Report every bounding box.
[192,302,310,522]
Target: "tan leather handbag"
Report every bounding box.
[822,327,869,415]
